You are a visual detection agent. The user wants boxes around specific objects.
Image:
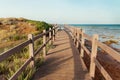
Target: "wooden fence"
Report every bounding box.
[0,26,58,80]
[65,26,120,80]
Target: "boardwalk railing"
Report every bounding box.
[0,26,58,80]
[65,26,120,80]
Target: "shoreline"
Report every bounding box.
[70,25,120,49]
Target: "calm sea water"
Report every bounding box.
[70,24,120,49]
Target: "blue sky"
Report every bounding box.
[0,0,120,24]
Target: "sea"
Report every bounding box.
[70,24,120,49]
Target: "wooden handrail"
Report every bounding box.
[65,26,120,80]
[9,58,32,80]
[94,58,112,80]
[83,33,92,41]
[0,40,31,62]
[97,41,120,62]
[0,26,58,80]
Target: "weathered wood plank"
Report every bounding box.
[9,58,32,80]
[33,33,45,41]
[34,27,57,41]
[90,34,98,78]
[34,43,45,56]
[49,28,52,45]
[81,44,91,56]
[81,29,85,57]
[34,35,53,56]
[0,40,30,62]
[76,28,79,48]
[52,27,55,41]
[97,41,120,62]
[83,33,92,41]
[28,34,35,67]
[43,30,46,58]
[94,59,113,80]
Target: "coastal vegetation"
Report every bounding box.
[103,40,118,46]
[0,17,53,80]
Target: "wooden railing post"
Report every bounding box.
[54,26,56,39]
[72,27,75,40]
[28,34,34,67]
[71,27,74,40]
[73,28,76,43]
[75,28,77,46]
[55,26,57,33]
[53,26,55,41]
[74,28,77,45]
[80,29,85,57]
[76,28,80,48]
[43,30,46,58]
[49,28,52,45]
[90,34,98,78]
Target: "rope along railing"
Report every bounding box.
[0,26,58,80]
[65,26,120,80]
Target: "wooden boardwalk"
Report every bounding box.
[1,26,120,80]
[33,30,91,80]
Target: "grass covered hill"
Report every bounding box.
[0,17,53,49]
[0,18,53,80]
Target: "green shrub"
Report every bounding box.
[27,20,53,32]
[9,34,27,41]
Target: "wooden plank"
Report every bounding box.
[34,35,52,56]
[73,27,75,44]
[70,27,74,40]
[33,27,57,41]
[74,28,77,46]
[33,33,45,41]
[28,34,34,67]
[43,30,46,58]
[46,37,52,45]
[97,41,120,62]
[94,59,113,80]
[71,29,90,57]
[77,38,91,56]
[34,27,57,56]
[49,28,52,45]
[75,28,78,46]
[0,40,30,62]
[81,29,85,57]
[65,27,74,40]
[83,33,92,41]
[9,58,32,80]
[55,26,57,34]
[34,43,45,56]
[52,27,55,41]
[45,27,57,35]
[81,44,91,56]
[76,28,80,48]
[90,34,98,78]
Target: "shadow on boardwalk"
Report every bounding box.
[33,30,91,80]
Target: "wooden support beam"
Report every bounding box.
[43,30,46,58]
[73,28,76,43]
[49,28,52,45]
[74,28,77,46]
[80,29,85,58]
[53,27,55,41]
[76,28,80,48]
[28,34,34,67]
[90,34,99,78]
